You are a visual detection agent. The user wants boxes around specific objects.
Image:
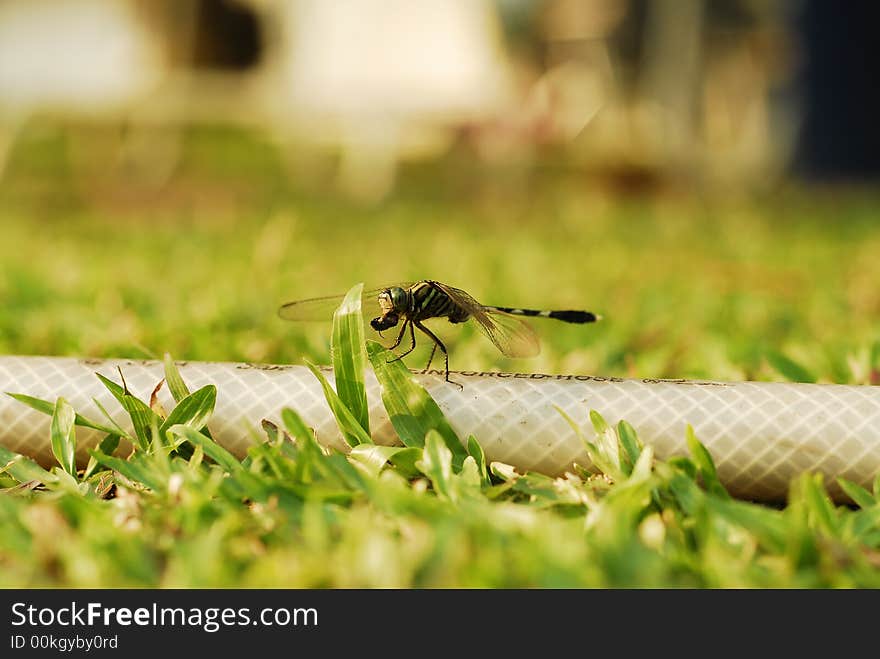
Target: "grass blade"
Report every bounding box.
[158,384,216,437]
[280,408,315,445]
[332,282,370,435]
[466,435,490,486]
[168,424,242,474]
[686,425,729,499]
[306,362,372,447]
[617,420,642,473]
[366,340,465,468]
[349,444,410,478]
[0,445,59,486]
[83,434,121,480]
[837,478,876,509]
[163,353,191,403]
[86,450,165,492]
[96,372,161,452]
[6,392,119,435]
[766,350,817,383]
[416,430,454,500]
[50,397,77,477]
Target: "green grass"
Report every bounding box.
[1,126,880,587]
[2,285,879,587]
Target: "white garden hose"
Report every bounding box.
[1,355,878,502]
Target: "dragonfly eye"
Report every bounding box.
[388,287,407,311]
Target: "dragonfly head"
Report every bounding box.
[378,286,409,314]
[370,313,399,332]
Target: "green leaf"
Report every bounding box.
[685,425,729,499]
[168,425,242,474]
[766,350,817,383]
[799,473,839,536]
[86,449,165,492]
[349,444,410,478]
[0,445,59,485]
[83,434,121,480]
[332,282,370,435]
[163,353,192,403]
[416,430,454,500]
[705,496,787,553]
[837,478,876,509]
[158,384,216,437]
[306,362,372,447]
[280,408,317,447]
[366,341,465,468]
[6,392,118,435]
[96,373,162,452]
[280,407,329,484]
[50,397,77,477]
[560,408,623,480]
[589,409,622,477]
[387,447,423,479]
[91,397,131,439]
[616,420,641,473]
[466,435,490,486]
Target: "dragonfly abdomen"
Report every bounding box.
[486,307,599,324]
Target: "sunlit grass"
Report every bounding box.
[2,282,879,587]
[1,129,879,586]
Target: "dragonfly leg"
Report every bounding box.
[414,321,462,389]
[387,319,409,351]
[423,341,438,372]
[387,321,418,362]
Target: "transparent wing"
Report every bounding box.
[277,284,410,322]
[278,293,348,321]
[432,282,541,358]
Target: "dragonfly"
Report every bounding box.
[278,280,601,385]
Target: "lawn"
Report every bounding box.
[1,125,879,587]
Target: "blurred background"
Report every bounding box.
[0,0,878,380]
[3,0,879,197]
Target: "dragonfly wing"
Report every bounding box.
[278,285,410,322]
[433,282,541,358]
[477,309,541,358]
[278,293,347,321]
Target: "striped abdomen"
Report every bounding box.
[487,307,599,324]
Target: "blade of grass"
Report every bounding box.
[766,350,817,383]
[0,445,59,486]
[163,353,191,403]
[617,420,642,474]
[50,397,77,477]
[96,372,161,452]
[91,397,132,439]
[281,407,328,484]
[86,450,165,492]
[349,444,411,479]
[416,430,454,501]
[6,392,119,435]
[158,384,216,437]
[306,362,372,447]
[366,340,465,468]
[686,425,730,499]
[837,478,876,509]
[332,282,370,435]
[466,435,490,486]
[169,425,242,474]
[83,434,121,480]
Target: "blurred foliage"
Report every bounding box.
[1,288,878,588]
[1,125,878,386]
